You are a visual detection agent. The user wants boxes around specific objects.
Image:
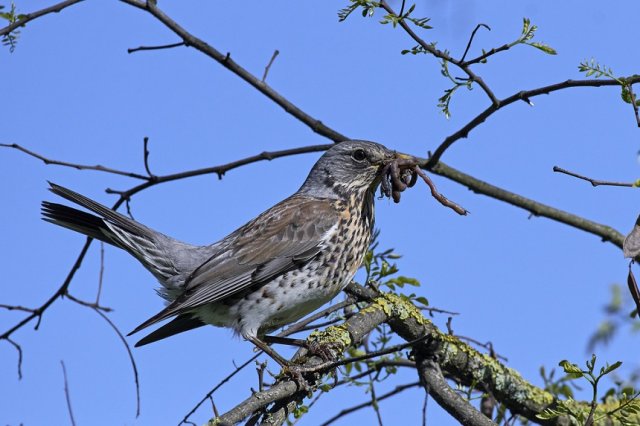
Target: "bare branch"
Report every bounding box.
[93,309,141,418]
[430,161,626,249]
[119,0,348,143]
[460,24,491,63]
[553,166,636,187]
[60,360,77,426]
[180,353,261,425]
[416,357,497,426]
[128,41,185,54]
[0,143,150,180]
[262,49,280,82]
[379,0,499,106]
[0,0,85,38]
[426,75,640,167]
[142,137,155,179]
[320,382,420,426]
[6,338,23,380]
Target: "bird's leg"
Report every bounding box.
[262,335,306,348]
[246,335,291,368]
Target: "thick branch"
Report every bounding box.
[430,162,624,248]
[416,357,497,426]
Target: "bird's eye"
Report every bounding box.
[351,149,367,162]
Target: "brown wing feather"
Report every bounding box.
[129,194,339,336]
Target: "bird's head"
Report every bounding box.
[299,140,414,199]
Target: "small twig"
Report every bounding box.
[179,353,261,425]
[369,377,384,426]
[64,292,112,312]
[0,143,149,180]
[422,393,428,426]
[421,306,459,317]
[278,299,353,337]
[96,242,105,305]
[320,382,420,426]
[552,166,635,187]
[60,360,77,426]
[127,41,185,54]
[626,84,640,127]
[210,396,219,418]
[262,49,280,82]
[398,0,406,18]
[6,338,23,380]
[455,335,508,362]
[93,309,141,417]
[460,24,491,63]
[446,317,454,335]
[0,304,37,313]
[124,198,136,220]
[142,136,156,178]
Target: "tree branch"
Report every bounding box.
[416,357,496,426]
[379,0,499,106]
[426,76,640,167]
[0,0,85,38]
[0,143,150,180]
[430,162,625,248]
[119,0,348,143]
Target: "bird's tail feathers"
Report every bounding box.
[42,182,177,280]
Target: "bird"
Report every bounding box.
[42,140,410,365]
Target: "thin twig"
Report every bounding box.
[460,24,491,63]
[119,0,348,143]
[455,335,508,362]
[0,143,150,180]
[96,242,105,305]
[179,353,261,425]
[93,309,141,417]
[320,382,420,426]
[64,292,112,312]
[426,75,640,167]
[60,360,77,426]
[625,83,640,127]
[6,338,23,380]
[0,304,37,313]
[128,41,185,54]
[262,49,279,82]
[378,0,499,106]
[278,300,353,337]
[553,166,635,187]
[0,0,85,37]
[368,372,384,426]
[142,136,156,178]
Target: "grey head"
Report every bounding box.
[298,140,397,199]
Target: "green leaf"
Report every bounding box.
[601,360,623,376]
[559,360,584,377]
[527,41,557,55]
[415,296,429,307]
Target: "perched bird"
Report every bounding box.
[42,140,409,364]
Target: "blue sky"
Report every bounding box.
[2,1,640,425]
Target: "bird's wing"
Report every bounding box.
[129,195,340,335]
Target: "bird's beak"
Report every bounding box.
[392,151,421,164]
